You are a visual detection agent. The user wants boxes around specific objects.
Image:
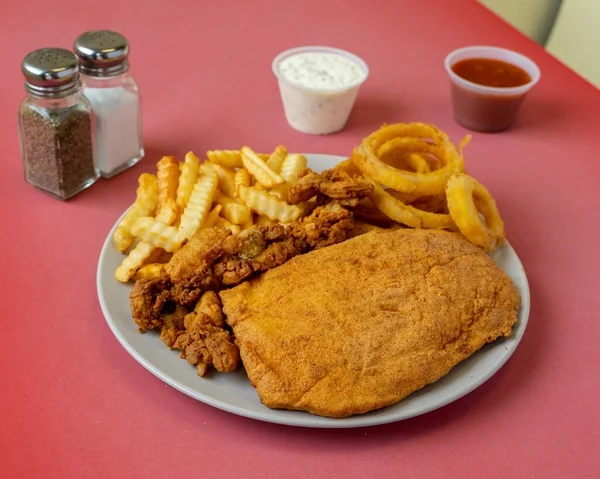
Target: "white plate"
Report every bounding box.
[97,154,530,428]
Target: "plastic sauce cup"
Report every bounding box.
[445,46,541,133]
[272,46,369,135]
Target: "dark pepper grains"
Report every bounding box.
[20,106,97,199]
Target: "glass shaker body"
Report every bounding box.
[18,87,99,200]
[80,72,144,178]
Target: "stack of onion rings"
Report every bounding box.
[354,123,465,195]
[346,122,506,251]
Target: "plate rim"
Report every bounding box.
[97,153,531,428]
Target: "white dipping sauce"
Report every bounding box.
[275,50,367,135]
[278,52,365,90]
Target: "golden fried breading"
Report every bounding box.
[174,294,238,376]
[220,229,520,418]
[288,168,373,205]
[166,228,231,283]
[159,304,190,349]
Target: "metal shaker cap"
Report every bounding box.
[74,30,130,77]
[21,48,81,97]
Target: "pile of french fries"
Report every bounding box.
[113,146,309,283]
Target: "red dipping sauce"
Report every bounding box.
[445,47,540,133]
[452,58,531,88]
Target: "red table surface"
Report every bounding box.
[1,0,598,477]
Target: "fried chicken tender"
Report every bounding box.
[159,304,190,349]
[213,203,354,285]
[288,168,373,206]
[130,276,172,331]
[194,291,224,327]
[129,204,355,377]
[165,228,230,308]
[174,320,239,376]
[173,291,238,376]
[166,228,231,283]
[133,203,354,311]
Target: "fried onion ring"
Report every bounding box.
[376,138,441,173]
[446,174,505,251]
[387,189,447,213]
[410,193,448,214]
[353,123,466,195]
[334,157,362,176]
[406,154,432,174]
[368,181,456,230]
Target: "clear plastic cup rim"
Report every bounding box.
[444,46,541,96]
[272,45,369,94]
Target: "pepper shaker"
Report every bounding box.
[74,30,144,178]
[18,48,99,200]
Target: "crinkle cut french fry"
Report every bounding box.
[132,217,182,252]
[266,145,287,174]
[115,240,158,282]
[295,200,317,217]
[156,156,179,209]
[203,204,222,229]
[176,152,200,211]
[115,198,180,282]
[199,162,217,176]
[113,174,158,253]
[210,164,236,197]
[132,263,165,281]
[268,183,289,202]
[280,153,307,183]
[268,153,307,201]
[233,168,250,196]
[178,166,219,241]
[237,185,303,223]
[215,217,241,234]
[215,217,232,228]
[207,150,243,168]
[240,217,255,230]
[255,214,277,226]
[156,198,178,225]
[240,146,285,188]
[216,192,251,225]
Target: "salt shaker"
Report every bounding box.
[18,48,99,200]
[74,30,144,178]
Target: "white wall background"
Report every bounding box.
[479,0,562,44]
[546,0,600,88]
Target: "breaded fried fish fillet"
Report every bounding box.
[220,229,520,418]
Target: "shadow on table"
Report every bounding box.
[511,98,574,133]
[237,366,519,447]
